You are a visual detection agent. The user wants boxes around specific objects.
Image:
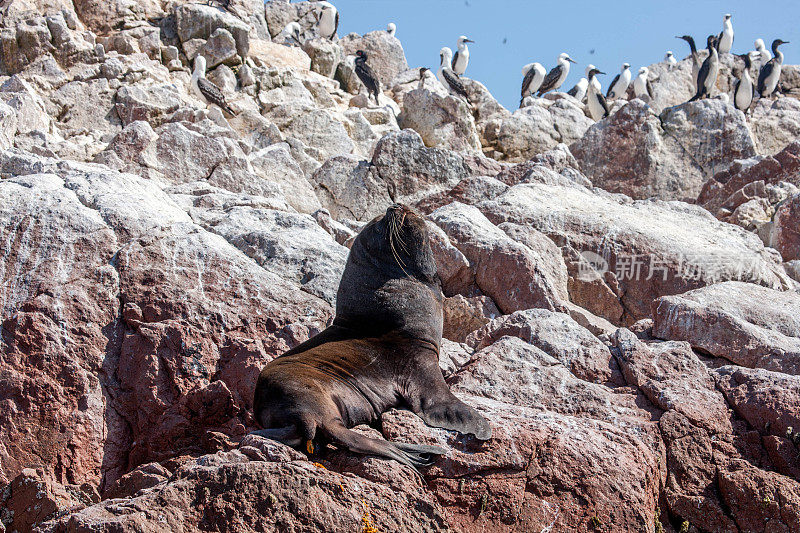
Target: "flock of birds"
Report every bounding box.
[186,3,791,125]
[514,13,790,120]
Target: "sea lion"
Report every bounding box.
[253,204,491,468]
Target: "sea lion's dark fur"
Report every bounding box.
[253,204,491,468]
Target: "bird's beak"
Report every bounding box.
[465,39,474,43]
[567,58,576,63]
[598,71,606,75]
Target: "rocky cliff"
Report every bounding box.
[1,1,800,532]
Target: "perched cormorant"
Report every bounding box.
[520,62,546,106]
[537,53,576,96]
[191,55,235,115]
[757,39,789,98]
[606,63,631,100]
[452,36,474,76]
[733,53,755,112]
[690,35,719,101]
[354,50,381,105]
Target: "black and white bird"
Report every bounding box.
[586,68,609,121]
[664,51,677,69]
[191,55,235,115]
[676,35,701,91]
[690,35,719,101]
[438,47,469,101]
[583,64,601,94]
[354,50,381,105]
[387,22,396,37]
[757,39,789,98]
[567,77,588,101]
[717,14,734,54]
[418,67,436,90]
[520,62,546,105]
[606,63,631,100]
[315,1,338,40]
[537,52,576,96]
[633,66,654,99]
[281,21,302,46]
[733,53,755,112]
[452,35,474,76]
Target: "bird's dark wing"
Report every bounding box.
[757,60,774,95]
[443,68,468,98]
[697,55,712,93]
[646,79,654,98]
[355,60,381,97]
[520,67,535,100]
[598,92,610,118]
[537,65,562,96]
[198,77,234,114]
[451,50,459,71]
[332,11,339,40]
[606,73,621,97]
[567,84,579,97]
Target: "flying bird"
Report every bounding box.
[452,35,474,76]
[757,39,789,98]
[520,62,546,106]
[606,63,631,100]
[537,52,576,96]
[191,55,235,115]
[354,50,381,105]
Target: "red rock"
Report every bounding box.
[773,193,800,261]
[442,294,500,343]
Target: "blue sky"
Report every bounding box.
[329,0,800,109]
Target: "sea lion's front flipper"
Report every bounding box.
[249,426,303,447]
[321,419,443,469]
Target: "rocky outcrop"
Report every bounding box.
[4,1,800,531]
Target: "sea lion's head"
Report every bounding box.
[354,204,438,284]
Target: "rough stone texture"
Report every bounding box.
[398,88,482,154]
[442,294,500,343]
[652,281,800,374]
[429,202,568,314]
[175,3,250,59]
[773,193,800,261]
[572,99,757,201]
[340,30,408,87]
[478,179,792,324]
[750,96,800,156]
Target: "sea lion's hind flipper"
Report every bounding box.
[415,396,493,441]
[321,420,441,469]
[392,442,447,467]
[249,426,303,447]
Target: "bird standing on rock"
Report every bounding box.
[520,62,546,106]
[281,21,302,46]
[354,50,381,105]
[191,55,235,115]
[567,77,588,102]
[633,67,654,99]
[734,53,755,112]
[664,51,677,69]
[452,36,474,76]
[586,68,609,121]
[690,35,719,101]
[758,39,789,98]
[315,1,338,40]
[438,47,469,102]
[717,14,734,54]
[606,63,631,100]
[537,52,575,96]
[387,22,396,37]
